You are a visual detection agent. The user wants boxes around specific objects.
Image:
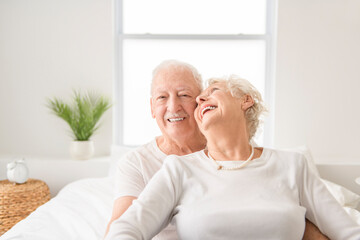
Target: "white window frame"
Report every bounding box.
[113,0,277,147]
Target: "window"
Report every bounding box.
[114,0,277,147]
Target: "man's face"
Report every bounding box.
[151,68,201,141]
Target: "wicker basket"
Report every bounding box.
[0,178,51,235]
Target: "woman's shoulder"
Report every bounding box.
[264,147,308,168]
[267,148,305,158]
[268,148,321,177]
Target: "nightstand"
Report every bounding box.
[0,179,51,235]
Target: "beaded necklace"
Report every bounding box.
[209,145,254,170]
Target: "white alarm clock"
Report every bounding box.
[7,159,29,184]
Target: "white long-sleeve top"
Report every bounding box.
[107,148,360,240]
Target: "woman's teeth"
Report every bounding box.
[201,106,216,117]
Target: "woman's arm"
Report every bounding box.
[299,155,360,240]
[105,157,182,240]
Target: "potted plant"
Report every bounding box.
[47,90,111,160]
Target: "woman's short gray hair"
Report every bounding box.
[207,75,267,141]
[151,59,203,94]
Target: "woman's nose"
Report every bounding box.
[196,94,206,104]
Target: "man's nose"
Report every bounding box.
[167,96,182,112]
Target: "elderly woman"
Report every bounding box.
[106,76,360,240]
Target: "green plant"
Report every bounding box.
[47,90,111,141]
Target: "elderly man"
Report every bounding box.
[105,60,206,239]
[105,60,328,240]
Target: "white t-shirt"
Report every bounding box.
[114,140,178,240]
[108,148,360,240]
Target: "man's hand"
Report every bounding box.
[302,219,330,240]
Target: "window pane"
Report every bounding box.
[122,39,265,145]
[123,0,266,34]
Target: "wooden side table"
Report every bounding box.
[0,178,51,235]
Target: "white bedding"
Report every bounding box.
[2,178,360,240]
[1,144,360,239]
[1,177,114,240]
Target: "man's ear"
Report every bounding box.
[150,98,155,118]
[241,95,254,111]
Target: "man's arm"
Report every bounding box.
[302,219,329,240]
[105,196,137,237]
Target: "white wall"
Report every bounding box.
[275,0,360,162]
[1,0,359,164]
[0,0,113,158]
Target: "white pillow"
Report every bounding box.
[108,145,135,176]
[343,207,360,225]
[322,179,360,209]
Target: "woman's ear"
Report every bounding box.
[241,95,254,110]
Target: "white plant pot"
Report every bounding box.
[70,140,94,160]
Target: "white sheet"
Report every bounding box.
[1,177,114,240]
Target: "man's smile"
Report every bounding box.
[168,117,185,122]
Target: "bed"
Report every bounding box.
[1,146,360,239]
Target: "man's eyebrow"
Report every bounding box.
[152,88,168,93]
[153,89,166,93]
[177,86,194,91]
[154,87,193,92]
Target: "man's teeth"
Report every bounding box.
[168,118,184,122]
[201,106,216,116]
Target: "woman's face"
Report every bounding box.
[194,82,243,132]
